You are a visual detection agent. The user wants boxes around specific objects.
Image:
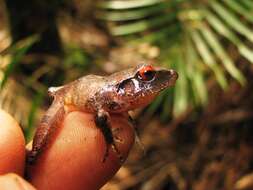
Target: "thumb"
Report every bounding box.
[26,111,135,190]
[0,109,25,176]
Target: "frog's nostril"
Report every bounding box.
[169,69,178,79]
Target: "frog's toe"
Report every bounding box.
[111,143,124,163]
[114,136,124,144]
[112,127,124,144]
[102,143,124,163]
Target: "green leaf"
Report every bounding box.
[173,49,189,116]
[199,25,246,85]
[185,36,208,105]
[210,1,253,43]
[97,0,164,10]
[190,29,228,89]
[110,13,176,35]
[205,10,253,63]
[135,24,181,44]
[96,2,169,21]
[0,35,39,89]
[241,0,253,9]
[223,0,253,23]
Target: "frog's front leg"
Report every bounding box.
[128,114,145,154]
[94,109,123,163]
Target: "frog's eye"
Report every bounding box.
[137,65,156,81]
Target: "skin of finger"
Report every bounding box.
[26,111,135,190]
[0,110,25,176]
[0,173,36,190]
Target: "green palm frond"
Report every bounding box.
[0,35,39,89]
[96,0,253,117]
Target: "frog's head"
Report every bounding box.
[106,64,178,112]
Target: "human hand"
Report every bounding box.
[0,109,135,190]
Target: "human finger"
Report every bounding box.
[0,109,25,176]
[26,111,135,190]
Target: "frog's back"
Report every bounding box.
[63,74,106,110]
[72,74,106,97]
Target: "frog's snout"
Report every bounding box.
[168,69,178,81]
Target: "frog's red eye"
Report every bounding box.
[137,65,156,81]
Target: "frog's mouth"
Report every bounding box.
[129,69,178,103]
[150,69,178,93]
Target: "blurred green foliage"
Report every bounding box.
[96,0,253,118]
[63,45,91,69]
[0,35,39,89]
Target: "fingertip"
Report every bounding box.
[0,110,26,176]
[27,111,135,190]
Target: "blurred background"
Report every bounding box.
[0,0,253,189]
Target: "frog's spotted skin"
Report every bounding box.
[27,64,178,164]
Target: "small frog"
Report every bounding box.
[27,63,178,164]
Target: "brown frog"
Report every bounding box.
[27,63,178,164]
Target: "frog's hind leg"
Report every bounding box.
[27,99,65,164]
[95,109,123,163]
